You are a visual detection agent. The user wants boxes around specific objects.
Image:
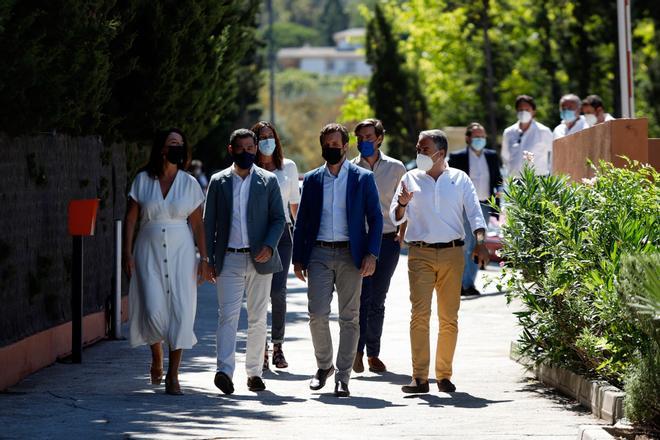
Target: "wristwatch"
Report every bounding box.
[200,256,210,263]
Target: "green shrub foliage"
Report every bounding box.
[501,160,659,388]
[0,0,260,144]
[618,254,660,428]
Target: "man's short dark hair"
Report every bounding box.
[419,129,448,153]
[465,122,485,137]
[229,128,257,146]
[515,95,536,111]
[582,94,604,110]
[354,118,386,138]
[319,123,349,147]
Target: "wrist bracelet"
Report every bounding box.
[397,201,408,208]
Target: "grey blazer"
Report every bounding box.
[203,165,285,275]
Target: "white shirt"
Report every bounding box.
[351,151,406,234]
[317,159,350,241]
[272,158,301,224]
[228,165,253,248]
[468,148,490,201]
[553,115,588,139]
[389,167,486,243]
[502,119,554,177]
[604,113,615,122]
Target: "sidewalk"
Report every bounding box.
[0,256,602,439]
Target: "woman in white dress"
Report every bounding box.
[251,121,300,369]
[123,128,211,395]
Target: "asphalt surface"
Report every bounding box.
[0,256,602,439]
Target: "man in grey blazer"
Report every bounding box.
[204,128,285,394]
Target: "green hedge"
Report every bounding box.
[500,160,659,406]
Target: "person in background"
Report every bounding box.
[350,118,406,374]
[252,121,300,370]
[203,128,285,395]
[293,123,383,398]
[448,122,502,296]
[123,128,210,395]
[553,93,588,139]
[501,95,554,177]
[189,159,209,192]
[581,95,615,126]
[390,129,489,395]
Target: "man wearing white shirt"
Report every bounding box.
[581,95,616,126]
[390,129,490,394]
[501,95,554,177]
[553,93,588,139]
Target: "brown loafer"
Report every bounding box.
[367,356,387,373]
[352,352,364,373]
[437,378,456,392]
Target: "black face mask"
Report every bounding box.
[166,145,186,166]
[322,146,344,165]
[232,150,256,170]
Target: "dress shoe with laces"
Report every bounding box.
[437,378,456,392]
[309,366,335,390]
[401,378,429,394]
[214,371,234,395]
[334,381,350,397]
[247,376,266,392]
[352,352,364,373]
[367,356,387,373]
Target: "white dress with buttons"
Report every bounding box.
[128,170,205,349]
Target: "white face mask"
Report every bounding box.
[416,151,439,172]
[584,114,598,126]
[517,110,532,124]
[258,138,276,156]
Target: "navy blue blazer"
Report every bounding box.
[448,147,503,201]
[292,161,383,270]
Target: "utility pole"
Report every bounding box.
[617,0,634,118]
[267,0,276,124]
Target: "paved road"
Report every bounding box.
[0,256,602,439]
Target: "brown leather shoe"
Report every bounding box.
[367,356,387,373]
[437,378,456,392]
[401,378,429,394]
[352,352,364,373]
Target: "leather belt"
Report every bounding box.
[226,247,250,253]
[407,239,464,249]
[315,241,350,249]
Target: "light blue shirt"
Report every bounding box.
[317,159,350,241]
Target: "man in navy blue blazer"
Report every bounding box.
[293,123,383,397]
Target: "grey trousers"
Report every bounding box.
[307,246,362,384]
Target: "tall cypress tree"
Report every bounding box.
[318,0,349,46]
[365,4,428,162]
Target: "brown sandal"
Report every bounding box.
[272,343,288,369]
[165,377,183,395]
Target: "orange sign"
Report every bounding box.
[68,199,100,236]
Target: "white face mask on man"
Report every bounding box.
[517,110,533,124]
[584,114,598,126]
[416,151,439,172]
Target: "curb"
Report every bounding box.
[510,341,625,424]
[577,425,614,440]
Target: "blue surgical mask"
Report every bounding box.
[258,138,276,156]
[357,140,375,157]
[560,109,576,122]
[471,137,486,151]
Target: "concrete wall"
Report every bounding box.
[552,118,651,180]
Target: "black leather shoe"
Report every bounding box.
[214,371,234,395]
[461,286,481,296]
[437,378,456,392]
[334,381,350,397]
[247,376,266,392]
[309,366,334,390]
[401,378,429,394]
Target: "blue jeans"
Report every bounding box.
[269,225,292,344]
[462,203,491,289]
[357,235,401,357]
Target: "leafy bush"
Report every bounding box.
[618,254,660,428]
[501,160,659,388]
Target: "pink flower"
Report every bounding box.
[522,150,535,162]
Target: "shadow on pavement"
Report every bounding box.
[262,369,311,381]
[404,392,512,408]
[353,371,411,385]
[312,393,405,409]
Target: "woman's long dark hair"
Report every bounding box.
[251,121,284,170]
[141,128,189,178]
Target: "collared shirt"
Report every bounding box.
[389,167,486,243]
[272,158,301,224]
[228,165,253,249]
[553,115,588,139]
[502,119,554,177]
[317,159,350,241]
[351,151,406,234]
[468,147,490,201]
